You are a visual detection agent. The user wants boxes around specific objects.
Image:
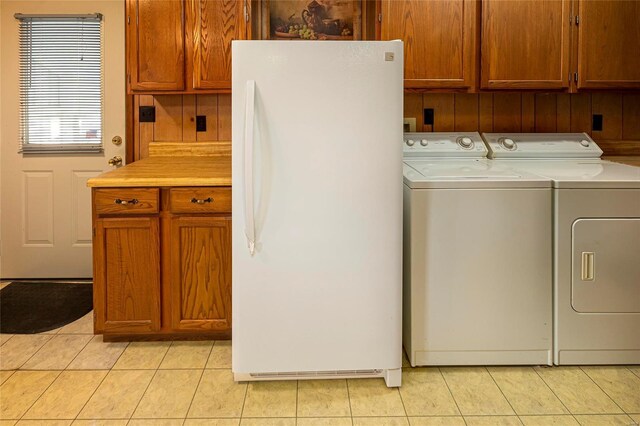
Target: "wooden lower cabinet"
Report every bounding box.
[170,216,231,331]
[92,186,231,339]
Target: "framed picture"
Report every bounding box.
[265,0,362,40]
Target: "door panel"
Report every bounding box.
[481,0,570,89]
[577,0,640,89]
[1,1,126,278]
[380,0,476,89]
[170,216,231,331]
[572,218,640,313]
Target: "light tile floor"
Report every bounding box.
[0,311,639,426]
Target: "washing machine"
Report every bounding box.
[402,132,553,367]
[482,133,640,365]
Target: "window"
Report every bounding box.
[16,13,103,154]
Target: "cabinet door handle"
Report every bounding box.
[191,197,213,204]
[114,198,139,205]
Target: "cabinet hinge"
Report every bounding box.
[574,72,578,83]
[575,15,580,25]
[127,15,130,25]
[378,13,382,22]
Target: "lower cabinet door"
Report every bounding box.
[94,217,161,333]
[170,216,231,331]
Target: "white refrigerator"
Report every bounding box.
[231,41,403,387]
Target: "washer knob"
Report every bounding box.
[580,139,590,147]
[502,138,516,150]
[406,139,415,147]
[420,139,428,146]
[458,137,474,149]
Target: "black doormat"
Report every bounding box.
[0,281,92,334]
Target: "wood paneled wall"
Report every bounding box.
[133,94,231,160]
[131,92,640,160]
[405,93,640,154]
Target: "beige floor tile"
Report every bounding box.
[133,369,201,419]
[519,416,580,426]
[23,370,107,419]
[71,421,129,426]
[0,421,16,426]
[127,421,184,426]
[297,380,350,417]
[58,312,94,335]
[0,334,52,370]
[464,416,523,425]
[352,417,409,426]
[67,336,128,370]
[573,414,635,425]
[347,378,405,417]
[440,367,514,416]
[628,367,640,379]
[582,366,640,413]
[159,341,213,369]
[188,369,247,418]
[184,420,240,426]
[296,418,352,426]
[206,341,231,369]
[15,421,72,425]
[0,370,14,385]
[408,417,466,426]
[0,282,10,290]
[400,369,459,416]
[21,335,92,370]
[630,414,640,424]
[0,334,14,346]
[242,381,297,418]
[0,371,60,419]
[78,370,155,419]
[489,367,569,415]
[536,367,622,415]
[239,420,295,426]
[112,341,170,370]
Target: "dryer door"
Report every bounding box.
[572,218,640,313]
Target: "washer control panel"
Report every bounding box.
[403,132,487,158]
[482,133,603,159]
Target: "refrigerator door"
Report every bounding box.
[232,41,403,381]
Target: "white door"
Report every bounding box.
[0,1,125,278]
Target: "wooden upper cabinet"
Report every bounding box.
[127,0,185,91]
[380,0,477,90]
[481,0,570,89]
[576,0,640,89]
[186,0,248,90]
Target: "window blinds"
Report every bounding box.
[16,13,103,153]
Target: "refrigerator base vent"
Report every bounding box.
[249,369,383,379]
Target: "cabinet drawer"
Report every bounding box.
[170,187,231,214]
[94,188,159,215]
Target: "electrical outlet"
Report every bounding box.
[403,118,416,132]
[139,106,156,123]
[196,115,207,132]
[424,108,434,126]
[592,114,603,132]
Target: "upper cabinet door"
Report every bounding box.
[481,0,570,89]
[127,0,185,92]
[187,0,248,90]
[577,0,640,89]
[380,0,477,90]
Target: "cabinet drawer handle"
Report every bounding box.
[114,198,139,205]
[191,197,213,204]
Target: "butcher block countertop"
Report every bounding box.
[87,155,231,187]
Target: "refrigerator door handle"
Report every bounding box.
[244,80,256,255]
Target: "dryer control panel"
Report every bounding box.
[482,133,603,159]
[403,132,487,158]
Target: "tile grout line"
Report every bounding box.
[15,369,63,422]
[345,378,354,426]
[579,366,628,415]
[127,361,163,422]
[485,366,520,417]
[182,365,206,425]
[533,366,580,423]
[11,333,54,371]
[438,367,467,425]
[70,368,111,423]
[239,369,250,420]
[295,379,299,424]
